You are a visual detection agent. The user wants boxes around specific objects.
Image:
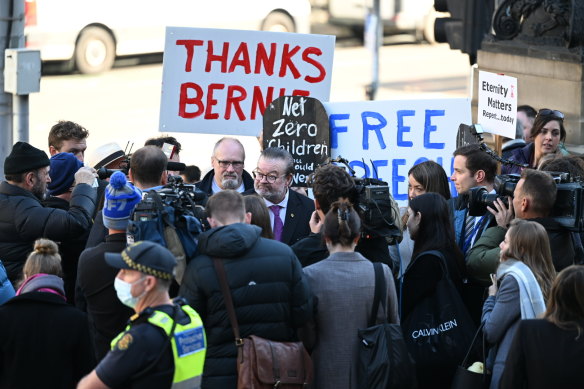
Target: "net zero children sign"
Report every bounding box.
[263,96,330,187]
[159,27,335,136]
[477,70,518,138]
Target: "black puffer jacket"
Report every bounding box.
[0,181,97,284]
[179,223,312,389]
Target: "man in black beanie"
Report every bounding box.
[0,142,99,286]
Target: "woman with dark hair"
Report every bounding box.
[407,160,451,200]
[401,192,465,388]
[482,219,556,389]
[500,265,584,388]
[244,195,273,239]
[398,160,452,270]
[303,201,398,389]
[503,109,566,174]
[0,239,95,388]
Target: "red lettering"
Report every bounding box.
[250,86,275,120]
[228,42,251,74]
[278,88,287,97]
[292,89,310,97]
[254,43,276,76]
[205,83,225,119]
[178,83,204,118]
[278,44,301,79]
[205,41,230,73]
[302,47,326,83]
[176,40,204,72]
[225,85,247,121]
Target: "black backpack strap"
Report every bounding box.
[368,262,387,327]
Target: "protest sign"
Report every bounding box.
[159,27,335,136]
[263,96,329,187]
[324,98,471,205]
[477,70,518,138]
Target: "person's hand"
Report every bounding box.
[74,167,98,186]
[309,211,323,234]
[488,273,498,296]
[487,196,514,228]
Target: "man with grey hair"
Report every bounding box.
[196,137,254,195]
[244,147,314,245]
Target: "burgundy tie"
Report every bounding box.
[269,205,284,241]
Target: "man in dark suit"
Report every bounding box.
[244,147,313,246]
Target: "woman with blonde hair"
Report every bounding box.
[0,239,95,388]
[501,265,584,388]
[482,219,556,389]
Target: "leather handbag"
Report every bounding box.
[212,257,313,388]
[451,322,491,389]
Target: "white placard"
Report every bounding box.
[325,98,471,206]
[159,27,335,136]
[477,70,518,138]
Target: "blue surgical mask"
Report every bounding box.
[114,277,146,309]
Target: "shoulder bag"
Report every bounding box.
[357,262,416,389]
[401,250,476,381]
[451,322,491,389]
[212,257,313,389]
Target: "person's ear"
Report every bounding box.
[285,174,293,187]
[207,217,218,228]
[245,212,252,224]
[48,145,59,156]
[160,171,168,186]
[521,197,529,213]
[128,169,135,183]
[314,199,321,210]
[24,171,35,187]
[475,169,486,184]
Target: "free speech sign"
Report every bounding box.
[159,27,335,136]
[324,98,471,205]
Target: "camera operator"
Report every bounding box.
[291,164,393,269]
[450,144,499,257]
[85,146,168,248]
[467,169,578,285]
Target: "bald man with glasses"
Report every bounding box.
[196,137,255,196]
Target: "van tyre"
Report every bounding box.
[75,27,115,74]
[262,12,295,33]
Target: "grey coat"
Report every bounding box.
[481,275,520,389]
[303,251,399,389]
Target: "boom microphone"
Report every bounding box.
[167,162,186,171]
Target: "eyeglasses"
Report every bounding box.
[215,159,244,169]
[538,109,564,120]
[252,170,284,184]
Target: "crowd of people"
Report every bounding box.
[0,108,583,389]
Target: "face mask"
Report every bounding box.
[114,277,146,309]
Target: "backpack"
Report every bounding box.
[127,189,203,284]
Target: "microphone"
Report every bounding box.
[166,161,186,171]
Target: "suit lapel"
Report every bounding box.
[281,190,299,245]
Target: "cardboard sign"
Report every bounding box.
[159,27,335,136]
[263,96,330,187]
[324,98,471,206]
[477,70,518,138]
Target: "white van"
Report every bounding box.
[24,0,311,74]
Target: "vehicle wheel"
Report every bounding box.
[422,10,440,44]
[262,12,295,33]
[74,27,115,74]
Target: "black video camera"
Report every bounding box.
[467,173,584,232]
[325,157,402,245]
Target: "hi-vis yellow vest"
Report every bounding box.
[112,304,206,389]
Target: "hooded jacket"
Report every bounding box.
[179,223,312,389]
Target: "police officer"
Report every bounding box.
[77,241,206,389]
